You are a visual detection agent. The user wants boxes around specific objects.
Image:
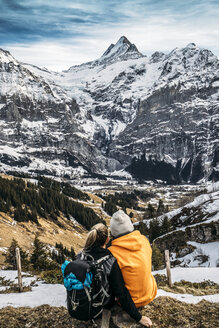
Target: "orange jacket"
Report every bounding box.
[109,230,157,307]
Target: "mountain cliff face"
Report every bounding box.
[0,37,218,182]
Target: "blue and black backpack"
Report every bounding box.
[61,252,114,321]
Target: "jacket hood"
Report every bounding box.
[111,230,143,252]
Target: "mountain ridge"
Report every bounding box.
[0,36,218,183]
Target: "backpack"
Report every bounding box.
[61,252,115,321]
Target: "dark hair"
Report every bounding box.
[83,223,108,250]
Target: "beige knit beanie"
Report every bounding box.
[110,210,134,237]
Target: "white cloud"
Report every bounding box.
[4,42,101,71]
[3,0,219,70]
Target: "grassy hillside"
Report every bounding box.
[0,174,106,267]
[0,175,104,229]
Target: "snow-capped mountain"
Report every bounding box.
[0,37,218,182]
[67,35,143,71]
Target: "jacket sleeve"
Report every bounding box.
[108,260,142,322]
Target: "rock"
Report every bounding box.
[110,305,142,327]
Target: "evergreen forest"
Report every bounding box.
[100,190,155,215]
[0,176,104,230]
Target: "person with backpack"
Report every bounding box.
[62,223,152,327]
[108,210,157,308]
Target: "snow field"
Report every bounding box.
[153,267,219,284]
[0,268,218,309]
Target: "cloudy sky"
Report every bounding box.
[1,0,219,71]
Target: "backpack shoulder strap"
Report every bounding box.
[78,251,95,263]
[95,255,111,265]
[102,255,116,276]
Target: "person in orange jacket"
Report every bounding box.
[108,210,157,308]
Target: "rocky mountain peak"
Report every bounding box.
[67,36,143,72]
[102,43,115,57]
[0,48,17,65]
[116,35,132,46]
[164,43,219,71]
[150,51,165,63]
[185,42,197,49]
[101,35,143,61]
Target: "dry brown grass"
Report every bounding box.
[0,213,87,267]
[0,173,114,268]
[0,297,218,328]
[154,274,219,296]
[0,285,32,294]
[0,275,33,294]
[160,284,219,296]
[142,297,219,328]
[0,173,14,180]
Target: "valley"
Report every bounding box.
[0,173,218,328]
[0,173,218,270]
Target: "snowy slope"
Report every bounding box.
[177,241,219,267]
[152,183,219,266]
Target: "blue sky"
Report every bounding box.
[0,0,218,70]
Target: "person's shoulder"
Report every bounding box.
[93,247,116,264]
[105,248,112,255]
[106,247,115,256]
[103,250,116,275]
[105,248,116,263]
[141,233,150,243]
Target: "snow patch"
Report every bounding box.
[0,145,22,158]
[212,81,219,87]
[153,267,219,284]
[178,241,219,267]
[22,119,44,129]
[156,289,219,304]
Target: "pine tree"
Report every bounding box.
[157,199,165,216]
[122,207,127,214]
[148,203,156,218]
[70,247,76,260]
[52,243,76,264]
[5,239,29,270]
[161,216,171,235]
[152,242,163,270]
[149,218,161,242]
[144,203,156,220]
[104,201,117,216]
[30,236,48,271]
[0,199,6,212]
[5,198,12,212]
[136,221,149,236]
